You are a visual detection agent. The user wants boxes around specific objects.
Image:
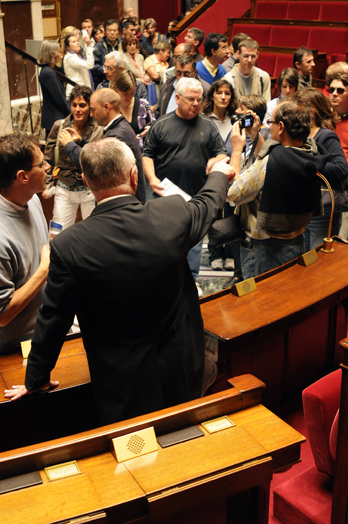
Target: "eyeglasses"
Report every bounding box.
[179,95,203,104]
[24,160,48,171]
[328,86,346,95]
[266,120,278,125]
[103,66,115,72]
[241,54,257,60]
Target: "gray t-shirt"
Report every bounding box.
[0,194,48,348]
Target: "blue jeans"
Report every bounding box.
[304,211,342,252]
[240,235,304,280]
[187,239,204,281]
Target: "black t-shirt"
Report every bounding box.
[143,111,227,196]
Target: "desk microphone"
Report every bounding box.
[305,161,334,253]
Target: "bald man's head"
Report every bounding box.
[90,88,121,126]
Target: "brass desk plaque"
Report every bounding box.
[298,249,319,267]
[112,426,158,462]
[20,340,31,359]
[231,278,257,297]
[201,416,236,434]
[45,461,81,481]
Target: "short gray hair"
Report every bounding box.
[38,40,59,65]
[175,77,203,96]
[104,51,127,69]
[80,138,136,191]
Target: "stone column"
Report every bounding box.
[0,7,12,134]
[31,0,44,41]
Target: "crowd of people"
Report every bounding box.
[2,9,348,425]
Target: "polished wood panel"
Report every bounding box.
[201,240,348,405]
[0,375,304,524]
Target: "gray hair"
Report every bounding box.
[104,51,127,69]
[37,40,59,65]
[80,138,136,191]
[175,77,203,96]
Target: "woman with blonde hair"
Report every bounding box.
[38,40,70,137]
[141,18,168,56]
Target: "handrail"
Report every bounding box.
[5,40,76,86]
[171,0,251,40]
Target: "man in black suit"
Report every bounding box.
[60,88,146,203]
[5,139,233,425]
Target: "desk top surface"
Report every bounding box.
[201,241,348,341]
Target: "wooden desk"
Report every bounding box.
[0,375,305,524]
[201,239,348,405]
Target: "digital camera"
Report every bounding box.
[231,113,254,130]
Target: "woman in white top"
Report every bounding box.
[263,68,299,127]
[63,32,94,98]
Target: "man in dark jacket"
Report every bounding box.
[4,139,233,425]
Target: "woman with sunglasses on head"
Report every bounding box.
[291,87,348,251]
[43,85,103,229]
[111,69,154,149]
[38,40,70,138]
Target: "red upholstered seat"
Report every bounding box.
[256,52,276,77]
[320,1,348,22]
[270,25,309,47]
[273,54,294,77]
[286,1,321,20]
[308,27,348,56]
[273,369,341,524]
[303,369,341,476]
[232,23,271,46]
[255,1,288,19]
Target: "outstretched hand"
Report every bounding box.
[4,380,59,401]
[210,157,235,182]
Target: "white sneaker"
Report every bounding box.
[196,282,203,297]
[211,258,224,270]
[224,258,235,270]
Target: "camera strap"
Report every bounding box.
[245,132,259,169]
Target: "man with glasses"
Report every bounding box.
[95,51,147,99]
[227,101,328,279]
[0,134,50,350]
[92,19,121,87]
[154,54,209,119]
[328,72,348,161]
[143,77,227,295]
[224,39,271,102]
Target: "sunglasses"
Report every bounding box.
[328,86,346,95]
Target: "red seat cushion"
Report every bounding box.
[308,27,348,55]
[270,25,309,47]
[287,1,321,20]
[257,52,276,77]
[255,1,288,19]
[273,466,333,524]
[320,1,348,22]
[232,23,271,46]
[273,54,294,78]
